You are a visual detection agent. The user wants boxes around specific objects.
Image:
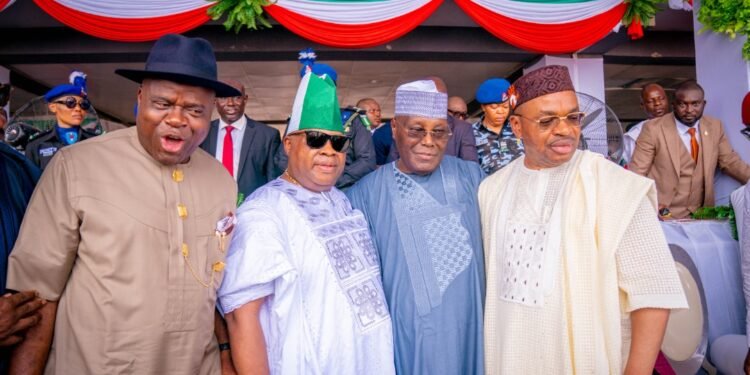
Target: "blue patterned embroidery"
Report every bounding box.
[325,236,365,281]
[346,278,390,329]
[423,213,473,294]
[392,168,475,305]
[272,180,389,331]
[352,230,380,267]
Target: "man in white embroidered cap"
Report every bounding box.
[217,71,395,375]
[479,65,687,374]
[5,34,239,374]
[347,77,486,375]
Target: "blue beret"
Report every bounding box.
[476,78,511,104]
[44,71,88,102]
[299,63,338,85]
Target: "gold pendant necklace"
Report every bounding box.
[284,169,302,186]
[283,169,332,202]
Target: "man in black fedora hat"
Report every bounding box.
[6,34,240,374]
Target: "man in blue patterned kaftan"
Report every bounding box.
[347,78,486,375]
[218,72,394,375]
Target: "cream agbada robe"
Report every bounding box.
[479,150,687,374]
[7,127,237,374]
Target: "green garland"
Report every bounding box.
[697,0,750,59]
[622,0,665,27]
[208,0,273,33]
[691,205,738,240]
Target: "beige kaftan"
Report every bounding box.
[7,127,237,374]
[479,151,687,374]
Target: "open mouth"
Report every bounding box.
[161,134,185,153]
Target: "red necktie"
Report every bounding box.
[222,125,234,176]
[687,128,699,162]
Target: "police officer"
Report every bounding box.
[472,78,524,175]
[26,71,99,169]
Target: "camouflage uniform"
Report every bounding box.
[472,116,524,175]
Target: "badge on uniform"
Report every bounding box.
[500,141,508,153]
[39,147,58,157]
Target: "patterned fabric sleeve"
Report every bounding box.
[616,196,688,312]
[217,196,295,315]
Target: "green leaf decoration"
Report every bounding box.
[208,0,274,33]
[622,0,665,27]
[691,205,738,240]
[698,0,750,60]
[236,192,246,207]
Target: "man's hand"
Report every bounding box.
[221,350,238,375]
[0,291,45,347]
[743,347,750,375]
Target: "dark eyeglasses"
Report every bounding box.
[295,131,350,153]
[53,97,91,111]
[514,111,586,130]
[404,126,452,141]
[448,110,468,120]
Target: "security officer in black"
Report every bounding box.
[26,71,99,170]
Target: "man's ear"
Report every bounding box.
[509,115,523,139]
[48,102,58,115]
[283,136,293,155]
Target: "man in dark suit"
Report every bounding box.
[630,80,750,219]
[201,80,281,199]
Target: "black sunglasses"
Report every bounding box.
[294,131,350,153]
[53,97,91,111]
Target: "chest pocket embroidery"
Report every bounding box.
[498,222,547,307]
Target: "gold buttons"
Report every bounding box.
[212,261,225,273]
[177,204,188,218]
[181,243,189,257]
[172,169,184,182]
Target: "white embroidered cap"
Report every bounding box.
[394,79,448,119]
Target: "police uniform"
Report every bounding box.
[25,127,99,170]
[472,78,524,175]
[26,70,99,170]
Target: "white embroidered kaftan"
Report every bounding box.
[218,179,395,375]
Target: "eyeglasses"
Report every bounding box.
[514,111,586,130]
[741,127,750,142]
[404,126,452,141]
[294,131,350,153]
[448,110,468,120]
[53,97,91,110]
[216,95,247,104]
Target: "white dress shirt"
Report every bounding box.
[675,119,701,154]
[215,116,247,180]
[623,120,646,164]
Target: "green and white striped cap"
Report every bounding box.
[288,72,343,135]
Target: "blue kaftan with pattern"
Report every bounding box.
[347,156,486,375]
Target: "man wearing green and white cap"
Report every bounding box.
[218,72,395,374]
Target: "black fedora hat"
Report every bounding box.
[116,34,240,98]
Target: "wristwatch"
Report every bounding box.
[219,342,231,352]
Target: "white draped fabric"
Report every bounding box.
[274,0,432,24]
[54,0,209,18]
[472,0,623,24]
